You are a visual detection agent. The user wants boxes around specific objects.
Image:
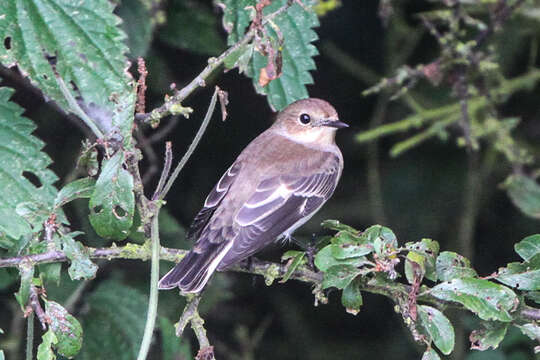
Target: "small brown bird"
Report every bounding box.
[158,98,347,292]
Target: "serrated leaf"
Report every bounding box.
[14,263,34,310]
[89,152,134,240]
[341,278,363,315]
[0,87,58,249]
[62,232,97,280]
[158,317,193,360]
[159,0,225,56]
[418,305,455,355]
[45,300,83,358]
[503,174,540,219]
[37,329,57,360]
[55,177,96,209]
[470,322,508,351]
[314,244,369,272]
[431,278,518,322]
[436,251,477,282]
[0,0,136,141]
[422,348,441,360]
[495,262,540,291]
[219,0,319,110]
[78,281,147,360]
[322,264,360,289]
[515,234,540,262]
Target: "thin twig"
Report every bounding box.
[176,295,215,360]
[152,142,173,201]
[136,57,148,114]
[25,312,34,360]
[158,87,220,201]
[27,286,50,330]
[136,214,161,360]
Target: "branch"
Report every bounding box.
[176,295,215,360]
[135,2,294,125]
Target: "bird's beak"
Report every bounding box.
[320,119,349,129]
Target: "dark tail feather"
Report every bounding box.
[158,242,230,293]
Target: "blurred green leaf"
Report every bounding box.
[89,152,134,240]
[39,263,61,286]
[422,348,441,360]
[314,244,369,272]
[321,219,359,233]
[431,278,518,322]
[158,317,193,360]
[524,291,540,304]
[418,305,454,355]
[78,280,147,360]
[54,177,96,209]
[470,322,508,351]
[0,0,135,141]
[514,323,540,341]
[159,0,225,56]
[503,174,540,219]
[45,300,83,358]
[14,263,34,310]
[280,251,305,283]
[117,0,154,58]
[37,329,57,360]
[219,0,319,110]
[62,232,98,280]
[322,264,360,289]
[436,251,477,282]
[341,278,363,315]
[495,262,540,291]
[224,43,254,73]
[0,87,58,250]
[514,234,540,262]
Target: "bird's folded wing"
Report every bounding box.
[187,162,242,241]
[218,156,341,269]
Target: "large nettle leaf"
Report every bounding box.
[220,0,319,110]
[0,0,135,140]
[0,88,58,250]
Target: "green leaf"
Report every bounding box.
[0,0,136,141]
[330,242,373,259]
[503,174,540,219]
[418,305,455,355]
[0,350,4,360]
[78,280,147,360]
[436,251,477,282]
[314,244,369,272]
[524,291,540,304]
[321,219,359,233]
[37,329,57,360]
[280,251,306,283]
[89,152,135,240]
[45,300,83,358]
[322,264,360,289]
[158,317,193,360]
[514,234,540,262]
[39,263,61,286]
[495,262,540,291]
[0,88,58,249]
[431,278,518,322]
[470,322,508,351]
[219,0,319,110]
[341,278,363,315]
[406,239,439,281]
[116,0,154,58]
[55,177,96,209]
[514,323,540,341]
[362,225,398,258]
[422,348,441,360]
[159,0,225,56]
[14,263,34,310]
[62,232,98,280]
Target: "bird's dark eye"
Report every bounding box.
[299,113,311,124]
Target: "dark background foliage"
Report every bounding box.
[1,0,539,359]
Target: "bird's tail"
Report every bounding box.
[158,241,233,293]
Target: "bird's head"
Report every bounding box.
[272,98,348,145]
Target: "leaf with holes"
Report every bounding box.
[89,152,134,240]
[0,0,135,141]
[45,300,83,358]
[219,0,319,110]
[470,322,508,351]
[322,264,361,290]
[431,278,518,322]
[0,88,58,249]
[418,305,455,355]
[436,251,477,282]
[495,261,540,291]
